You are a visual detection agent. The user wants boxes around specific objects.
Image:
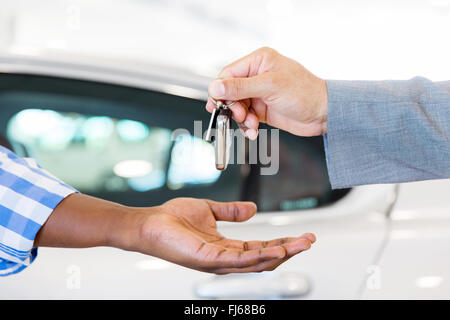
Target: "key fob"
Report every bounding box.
[214,108,232,170]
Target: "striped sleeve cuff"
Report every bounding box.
[0,146,78,276]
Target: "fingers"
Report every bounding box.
[205,98,215,113]
[216,233,316,251]
[244,234,315,251]
[229,99,250,124]
[250,98,267,124]
[202,243,287,269]
[211,237,313,274]
[218,47,278,78]
[240,109,259,140]
[206,200,257,222]
[206,99,249,122]
[234,99,259,140]
[247,237,311,261]
[205,98,260,140]
[212,257,284,275]
[208,73,272,102]
[302,232,317,243]
[243,109,259,130]
[198,233,315,274]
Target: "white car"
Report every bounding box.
[1,49,449,299]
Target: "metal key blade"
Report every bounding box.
[215,108,232,170]
[205,107,218,142]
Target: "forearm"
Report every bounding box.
[34,193,149,252]
[324,77,450,188]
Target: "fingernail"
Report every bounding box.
[209,80,225,98]
[301,239,312,250]
[307,233,317,243]
[244,120,251,128]
[246,129,258,140]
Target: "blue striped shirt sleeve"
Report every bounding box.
[0,146,78,276]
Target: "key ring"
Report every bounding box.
[209,96,236,109]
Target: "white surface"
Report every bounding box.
[362,179,450,299]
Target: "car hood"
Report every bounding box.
[0,45,211,100]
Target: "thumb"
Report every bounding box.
[208,74,271,101]
[206,200,257,222]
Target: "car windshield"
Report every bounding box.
[0,73,349,211]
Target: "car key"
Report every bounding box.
[206,97,234,170]
[205,104,218,143]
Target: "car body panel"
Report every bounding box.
[362,179,450,299]
[0,46,209,100]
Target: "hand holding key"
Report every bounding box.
[206,47,328,139]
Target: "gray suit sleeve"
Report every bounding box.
[323,77,450,189]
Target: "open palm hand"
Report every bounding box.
[139,198,315,274]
